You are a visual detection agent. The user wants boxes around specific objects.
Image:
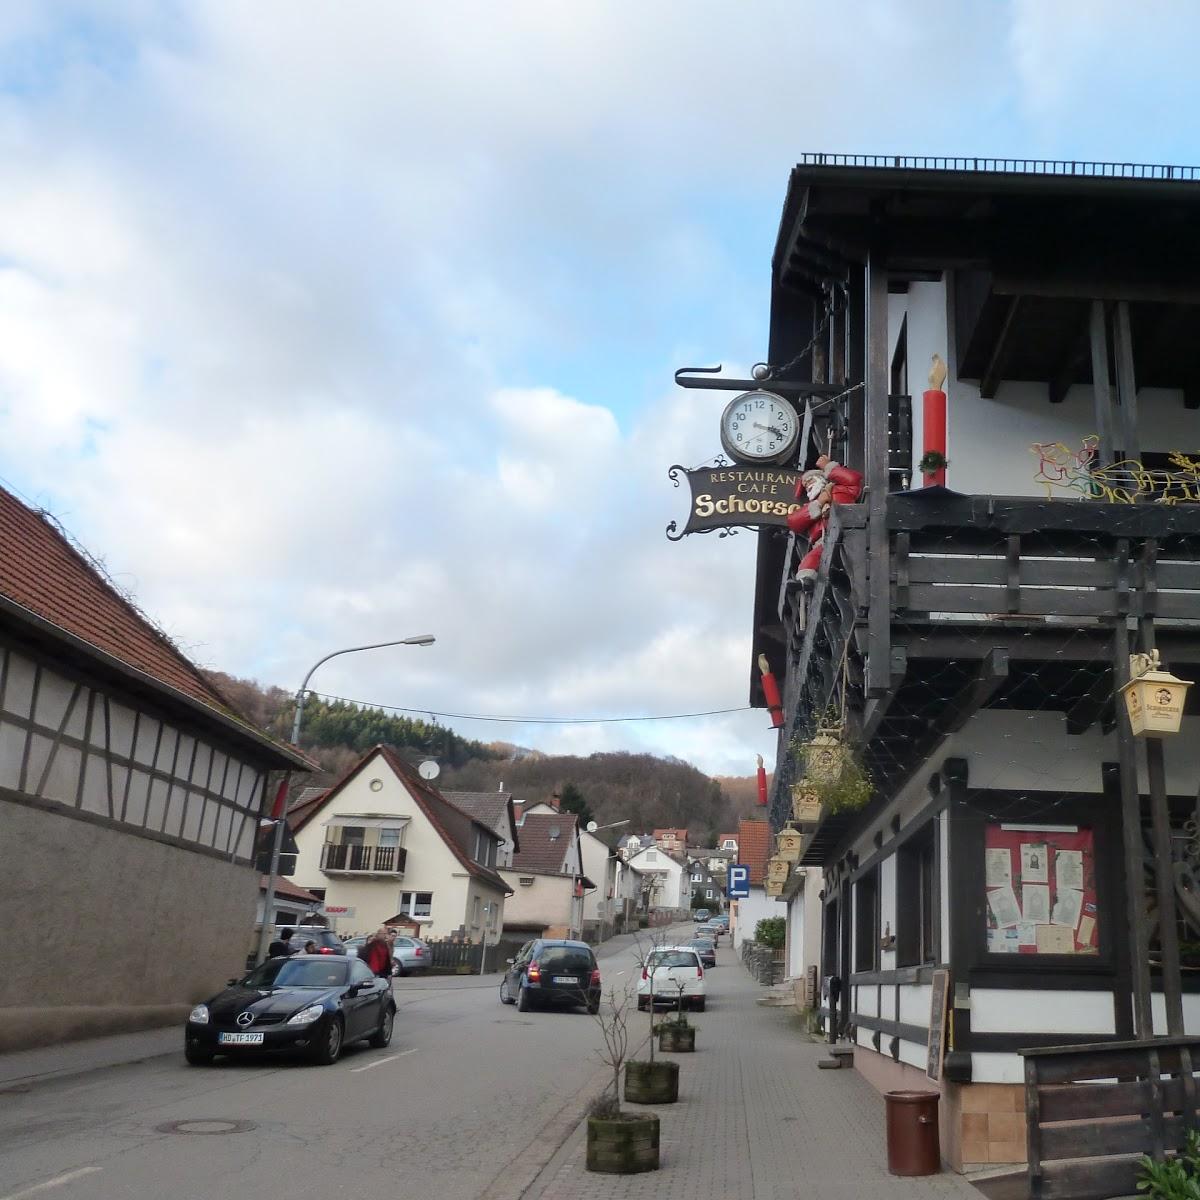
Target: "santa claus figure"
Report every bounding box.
[786,455,864,586]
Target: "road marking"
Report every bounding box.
[349,1048,417,1073]
[1,1167,102,1200]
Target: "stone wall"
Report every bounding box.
[740,939,784,986]
[1,798,257,1050]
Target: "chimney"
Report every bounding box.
[550,792,561,811]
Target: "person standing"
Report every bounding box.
[361,928,394,980]
[268,927,297,958]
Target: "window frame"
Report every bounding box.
[854,868,880,973]
[896,822,940,968]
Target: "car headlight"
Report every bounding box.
[188,1004,209,1025]
[287,1004,325,1026]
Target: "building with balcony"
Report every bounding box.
[743,156,1200,1173]
[289,744,510,940]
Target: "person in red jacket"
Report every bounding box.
[361,928,395,979]
[786,455,864,586]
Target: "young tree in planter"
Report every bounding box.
[586,984,660,1174]
[625,930,680,1103]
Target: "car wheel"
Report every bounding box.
[693,998,706,1013]
[184,1044,213,1066]
[587,998,600,1015]
[517,983,532,1013]
[393,962,407,978]
[499,979,515,1005]
[310,1017,344,1065]
[369,1005,395,1048]
[636,997,647,1012]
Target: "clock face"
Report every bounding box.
[720,391,799,463]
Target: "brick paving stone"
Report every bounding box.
[527,945,979,1200]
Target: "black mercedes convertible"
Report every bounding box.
[185,953,395,1066]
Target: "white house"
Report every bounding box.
[290,745,511,940]
[444,789,520,868]
[625,843,686,911]
[501,811,589,939]
[579,826,619,940]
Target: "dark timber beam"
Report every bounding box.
[861,647,908,741]
[979,296,1022,400]
[1047,311,1090,404]
[1088,300,1116,466]
[865,251,891,697]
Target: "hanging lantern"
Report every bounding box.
[765,878,785,897]
[800,731,845,785]
[758,654,784,729]
[1121,651,1192,737]
[776,827,803,862]
[767,857,790,885]
[756,754,768,806]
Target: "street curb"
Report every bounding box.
[0,1041,179,1092]
[477,1029,653,1200]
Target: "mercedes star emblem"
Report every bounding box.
[236,1011,256,1027]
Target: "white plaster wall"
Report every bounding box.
[857,988,879,1018]
[580,833,615,924]
[908,273,1200,499]
[898,984,932,1029]
[897,1038,927,1071]
[500,871,574,932]
[627,848,684,908]
[971,1052,1025,1084]
[733,887,785,948]
[971,989,1115,1036]
[1150,992,1200,1036]
[291,758,469,937]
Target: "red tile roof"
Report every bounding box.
[652,828,687,841]
[0,487,303,766]
[261,875,322,903]
[0,486,233,710]
[510,813,578,874]
[738,819,773,886]
[290,745,511,894]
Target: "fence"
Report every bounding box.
[740,939,785,986]
[417,935,528,975]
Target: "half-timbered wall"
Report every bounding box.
[0,640,264,862]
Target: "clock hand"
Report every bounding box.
[753,421,785,438]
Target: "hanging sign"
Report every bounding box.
[666,464,804,540]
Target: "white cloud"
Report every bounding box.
[1,2,1197,775]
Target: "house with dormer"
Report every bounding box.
[501,809,591,939]
[289,745,511,940]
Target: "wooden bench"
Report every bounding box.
[1022,1036,1200,1200]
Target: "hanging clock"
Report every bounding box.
[719,391,800,465]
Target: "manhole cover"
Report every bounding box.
[155,1118,257,1135]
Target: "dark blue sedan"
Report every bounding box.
[185,954,394,1066]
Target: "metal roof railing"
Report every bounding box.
[797,153,1200,181]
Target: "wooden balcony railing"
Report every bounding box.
[320,843,407,875]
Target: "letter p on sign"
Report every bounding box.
[727,865,750,899]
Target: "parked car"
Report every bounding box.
[281,927,345,954]
[700,922,723,943]
[637,946,706,1012]
[185,954,394,1067]
[391,935,429,976]
[693,908,711,923]
[690,938,717,968]
[499,939,600,1013]
[712,914,730,930]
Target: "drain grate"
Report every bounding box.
[155,1118,257,1135]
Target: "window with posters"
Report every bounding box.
[983,824,1098,957]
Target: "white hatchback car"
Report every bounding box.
[637,946,707,1012]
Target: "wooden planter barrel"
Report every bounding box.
[658,1025,695,1053]
[586,1113,660,1174]
[625,1059,679,1104]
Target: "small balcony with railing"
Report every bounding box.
[320,821,408,877]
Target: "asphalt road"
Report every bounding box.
[0,925,696,1200]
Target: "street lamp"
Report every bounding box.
[256,634,436,965]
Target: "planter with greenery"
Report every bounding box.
[791,725,872,816]
[586,986,660,1174]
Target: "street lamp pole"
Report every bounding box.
[255,634,435,965]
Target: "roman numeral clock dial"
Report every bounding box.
[719,391,800,465]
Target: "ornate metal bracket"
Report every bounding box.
[674,364,849,397]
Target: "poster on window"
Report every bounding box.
[984,824,1097,956]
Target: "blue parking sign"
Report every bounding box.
[727,864,750,899]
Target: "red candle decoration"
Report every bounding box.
[921,353,948,487]
[758,653,784,729]
[756,754,768,806]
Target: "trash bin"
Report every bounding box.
[884,1090,940,1176]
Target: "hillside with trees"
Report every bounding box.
[206,671,755,841]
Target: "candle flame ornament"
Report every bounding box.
[758,654,785,728]
[756,754,768,807]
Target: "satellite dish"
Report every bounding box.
[586,820,598,833]
[418,760,441,780]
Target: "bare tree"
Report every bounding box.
[589,984,632,1118]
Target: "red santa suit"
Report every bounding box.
[786,459,864,584]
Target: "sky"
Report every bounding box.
[2,1,1199,775]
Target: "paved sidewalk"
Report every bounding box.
[0,1025,180,1088]
[526,949,978,1200]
